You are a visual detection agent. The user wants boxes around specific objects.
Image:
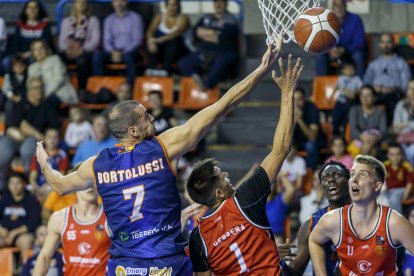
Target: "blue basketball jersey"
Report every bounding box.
[310,206,337,276]
[93,137,186,259]
[403,249,414,275]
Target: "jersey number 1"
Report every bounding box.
[122,185,145,222]
[229,242,249,273]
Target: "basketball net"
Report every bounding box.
[258,0,320,44]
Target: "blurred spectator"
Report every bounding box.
[316,0,366,77]
[71,115,117,166]
[401,205,414,275]
[10,0,53,66]
[1,56,27,127]
[29,128,69,203]
[64,106,94,148]
[145,0,190,75]
[293,87,325,170]
[59,0,100,90]
[0,173,41,252]
[266,173,295,244]
[0,77,59,190]
[279,143,307,188]
[325,136,353,170]
[178,0,239,90]
[28,39,78,105]
[393,79,414,164]
[383,143,413,213]
[148,90,178,135]
[102,81,132,115]
[93,0,143,85]
[21,224,64,276]
[331,59,362,135]
[0,16,6,74]
[364,33,412,123]
[41,191,77,223]
[299,169,328,224]
[348,85,387,158]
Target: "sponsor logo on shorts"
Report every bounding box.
[119,232,129,242]
[149,267,173,276]
[357,260,372,274]
[115,265,148,276]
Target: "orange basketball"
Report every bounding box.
[294,7,341,54]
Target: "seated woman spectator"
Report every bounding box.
[145,0,190,75]
[10,0,53,66]
[325,135,353,170]
[393,79,414,164]
[348,85,387,157]
[29,128,69,203]
[58,0,100,90]
[28,39,78,105]
[148,90,178,135]
[64,106,94,148]
[0,77,60,190]
[0,173,41,254]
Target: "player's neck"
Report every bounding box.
[118,137,142,147]
[328,195,351,210]
[75,201,100,221]
[209,200,225,212]
[352,200,379,223]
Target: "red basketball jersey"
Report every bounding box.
[198,197,281,276]
[61,205,111,276]
[336,204,400,275]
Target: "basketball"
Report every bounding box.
[293,7,341,54]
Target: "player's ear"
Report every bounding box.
[374,181,383,194]
[128,126,139,137]
[215,188,226,200]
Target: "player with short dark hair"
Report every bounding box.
[187,54,303,276]
[310,155,414,275]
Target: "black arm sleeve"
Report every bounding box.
[234,166,271,227]
[189,227,210,272]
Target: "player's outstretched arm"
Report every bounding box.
[389,210,414,254]
[36,142,94,195]
[158,34,283,162]
[261,55,304,183]
[33,210,65,276]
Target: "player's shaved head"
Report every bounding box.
[107,100,141,139]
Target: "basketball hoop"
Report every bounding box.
[258,0,320,44]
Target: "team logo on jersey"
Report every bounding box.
[347,237,353,244]
[118,145,135,154]
[119,232,129,242]
[78,242,91,255]
[69,223,75,230]
[375,245,386,256]
[376,235,385,245]
[149,267,173,276]
[115,265,147,276]
[357,260,372,273]
[95,224,104,240]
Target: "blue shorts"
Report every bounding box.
[107,254,192,276]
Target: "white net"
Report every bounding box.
[258,0,321,44]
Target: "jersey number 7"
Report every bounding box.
[122,185,145,222]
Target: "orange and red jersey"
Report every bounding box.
[384,160,414,189]
[336,204,400,276]
[61,205,111,276]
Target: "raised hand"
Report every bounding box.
[272,54,304,93]
[260,33,283,73]
[36,141,50,173]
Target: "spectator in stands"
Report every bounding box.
[178,0,239,90]
[383,143,413,213]
[0,173,41,253]
[332,59,363,135]
[1,56,27,127]
[279,143,307,189]
[266,172,295,244]
[293,87,325,170]
[10,0,53,66]
[148,90,178,135]
[28,39,78,105]
[299,169,328,224]
[0,77,59,190]
[58,0,100,90]
[348,85,387,158]
[21,224,64,276]
[29,128,69,203]
[325,135,353,170]
[93,0,144,85]
[102,81,132,116]
[393,79,414,164]
[145,0,190,75]
[0,16,6,75]
[364,33,412,123]
[316,0,366,77]
[64,106,94,148]
[71,115,117,166]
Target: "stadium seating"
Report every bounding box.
[311,76,339,110]
[133,76,174,108]
[82,76,127,109]
[175,77,220,110]
[0,247,18,276]
[393,33,414,65]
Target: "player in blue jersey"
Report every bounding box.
[282,160,351,275]
[36,34,284,275]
